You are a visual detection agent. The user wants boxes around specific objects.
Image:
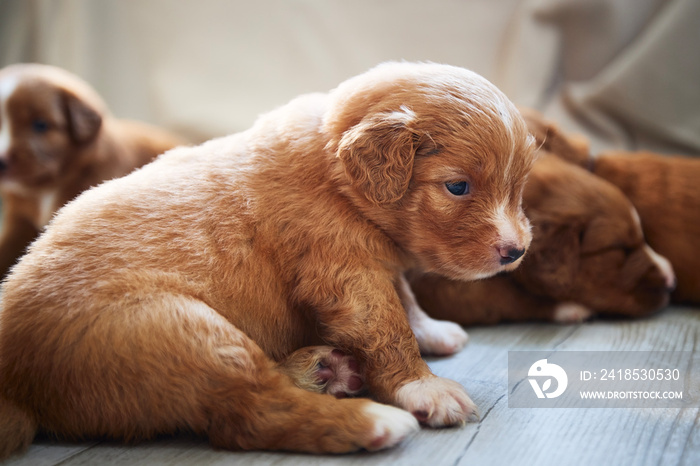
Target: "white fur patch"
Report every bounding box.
[0,75,18,156]
[631,207,643,230]
[363,402,418,450]
[493,203,519,246]
[411,314,469,356]
[387,105,416,124]
[553,302,593,323]
[495,98,516,177]
[644,245,676,289]
[38,191,58,228]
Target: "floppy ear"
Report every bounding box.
[63,90,102,144]
[514,221,582,298]
[336,108,416,205]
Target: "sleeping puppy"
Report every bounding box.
[522,109,699,304]
[0,62,536,457]
[410,154,676,326]
[585,151,700,304]
[0,63,187,277]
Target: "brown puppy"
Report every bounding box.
[411,154,676,325]
[588,151,700,304]
[0,62,536,457]
[0,64,187,276]
[522,109,699,304]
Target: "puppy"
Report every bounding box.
[0,62,536,457]
[587,151,700,304]
[522,109,699,304]
[411,154,676,325]
[0,63,187,277]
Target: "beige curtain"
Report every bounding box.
[1,0,697,155]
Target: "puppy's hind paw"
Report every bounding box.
[277,346,366,398]
[363,403,419,451]
[553,302,593,323]
[396,377,479,427]
[413,318,469,356]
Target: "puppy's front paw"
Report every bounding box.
[363,403,419,451]
[413,318,469,356]
[553,302,593,323]
[278,346,366,398]
[395,377,478,427]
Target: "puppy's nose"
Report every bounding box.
[498,246,525,265]
[0,157,7,172]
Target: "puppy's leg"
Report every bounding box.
[1,294,417,453]
[411,273,561,325]
[0,205,38,277]
[277,346,367,398]
[398,274,469,356]
[308,269,478,427]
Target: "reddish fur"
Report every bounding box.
[0,64,187,277]
[593,151,700,303]
[411,154,673,324]
[522,109,698,304]
[0,62,535,457]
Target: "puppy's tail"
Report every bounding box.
[0,396,36,460]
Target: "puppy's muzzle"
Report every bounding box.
[497,246,525,265]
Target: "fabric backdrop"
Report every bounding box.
[1,0,698,156]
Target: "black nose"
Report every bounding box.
[499,247,525,265]
[0,158,6,172]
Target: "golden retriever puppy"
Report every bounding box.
[410,154,676,325]
[0,62,535,457]
[0,63,187,277]
[522,109,698,304]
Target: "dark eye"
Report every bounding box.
[32,120,49,133]
[445,181,470,196]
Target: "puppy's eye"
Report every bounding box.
[32,120,50,133]
[445,181,470,196]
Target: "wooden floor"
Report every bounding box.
[5,307,699,466]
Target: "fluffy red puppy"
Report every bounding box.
[411,154,676,325]
[0,64,187,276]
[0,62,535,457]
[591,150,699,303]
[522,109,697,303]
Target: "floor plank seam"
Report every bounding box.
[508,325,579,395]
[678,408,700,464]
[550,325,580,349]
[450,393,505,466]
[52,442,102,466]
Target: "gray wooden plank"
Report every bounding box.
[5,308,699,466]
[3,441,98,466]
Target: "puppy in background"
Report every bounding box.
[0,63,187,276]
[523,109,699,304]
[411,153,676,325]
[0,62,536,457]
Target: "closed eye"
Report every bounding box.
[581,244,637,257]
[445,181,469,196]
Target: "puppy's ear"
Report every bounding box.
[63,90,102,144]
[337,108,416,205]
[519,107,590,168]
[515,221,582,298]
